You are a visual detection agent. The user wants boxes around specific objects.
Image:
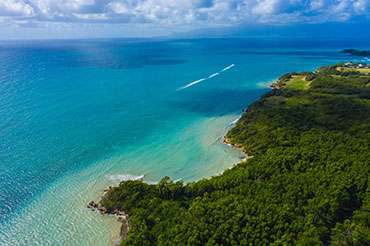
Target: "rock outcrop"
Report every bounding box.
[87,200,130,240]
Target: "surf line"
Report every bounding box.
[177,64,235,90]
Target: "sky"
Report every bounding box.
[0,0,369,40]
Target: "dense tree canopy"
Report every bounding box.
[101,63,370,245]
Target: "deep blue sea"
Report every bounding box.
[0,37,369,245]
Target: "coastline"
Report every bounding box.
[93,116,257,244]
[88,187,131,245]
[223,135,246,154]
[93,105,264,244]
[223,135,254,160]
[90,136,247,245]
[3,37,369,246]
[91,62,370,245]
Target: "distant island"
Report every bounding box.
[341,49,370,56]
[92,62,370,245]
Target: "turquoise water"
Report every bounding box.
[0,38,369,245]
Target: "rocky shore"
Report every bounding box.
[87,126,252,245]
[224,136,253,159]
[87,200,130,241]
[269,83,281,89]
[224,135,245,152]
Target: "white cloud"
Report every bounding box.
[252,0,280,15]
[0,0,34,16]
[73,13,108,20]
[353,0,370,14]
[106,2,129,14]
[0,0,369,27]
[29,0,95,16]
[310,0,324,11]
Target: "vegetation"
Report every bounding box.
[337,67,370,75]
[341,49,370,57]
[100,63,370,245]
[275,72,313,90]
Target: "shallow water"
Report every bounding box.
[0,37,369,245]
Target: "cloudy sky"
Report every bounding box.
[0,0,369,39]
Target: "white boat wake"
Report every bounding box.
[222,64,235,72]
[178,64,235,90]
[178,78,206,90]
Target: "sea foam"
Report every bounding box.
[231,116,241,126]
[109,174,144,183]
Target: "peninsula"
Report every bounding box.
[341,49,370,57]
[96,62,370,245]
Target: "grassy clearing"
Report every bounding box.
[336,67,370,75]
[285,75,311,90]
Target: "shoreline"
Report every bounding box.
[83,62,370,245]
[89,130,253,245]
[87,200,130,245]
[223,134,254,159]
[91,114,258,244]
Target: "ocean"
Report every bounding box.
[0,37,369,245]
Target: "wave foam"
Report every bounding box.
[109,174,144,182]
[257,79,276,88]
[231,116,241,126]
